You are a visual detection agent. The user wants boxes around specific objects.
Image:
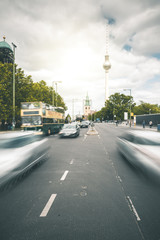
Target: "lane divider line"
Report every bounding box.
[70,159,74,165]
[126,196,141,221]
[83,134,87,142]
[60,170,69,181]
[40,194,57,217]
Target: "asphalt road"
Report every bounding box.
[0,123,160,240]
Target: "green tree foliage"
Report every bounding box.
[133,101,160,115]
[105,93,135,120]
[94,93,135,121]
[65,114,71,123]
[0,63,67,125]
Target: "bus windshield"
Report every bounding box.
[22,116,42,125]
[21,102,41,109]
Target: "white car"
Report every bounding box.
[117,130,160,182]
[0,132,49,186]
[80,121,89,128]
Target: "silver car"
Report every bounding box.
[59,124,80,138]
[117,130,160,182]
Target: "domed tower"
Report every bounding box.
[0,36,13,63]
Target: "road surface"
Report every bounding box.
[0,123,160,240]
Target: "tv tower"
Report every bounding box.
[103,21,111,101]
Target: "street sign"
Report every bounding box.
[124,112,128,120]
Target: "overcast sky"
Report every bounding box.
[1,0,160,117]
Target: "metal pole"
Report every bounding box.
[129,89,131,127]
[12,43,17,130]
[52,81,62,107]
[55,83,57,107]
[52,82,54,106]
[72,99,74,121]
[123,88,131,127]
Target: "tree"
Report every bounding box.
[94,93,135,121]
[133,101,160,115]
[0,63,13,122]
[65,114,71,123]
[0,63,67,126]
[105,93,135,120]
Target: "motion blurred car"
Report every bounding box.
[70,121,80,129]
[80,121,89,128]
[117,130,160,181]
[59,124,80,138]
[0,132,49,186]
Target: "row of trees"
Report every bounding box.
[0,63,67,126]
[88,93,160,121]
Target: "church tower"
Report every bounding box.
[84,93,91,118]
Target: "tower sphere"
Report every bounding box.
[103,55,111,71]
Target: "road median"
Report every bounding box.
[87,126,98,135]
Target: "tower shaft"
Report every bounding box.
[103,21,111,101]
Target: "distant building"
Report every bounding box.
[0,36,13,64]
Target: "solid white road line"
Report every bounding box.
[60,170,69,181]
[127,196,141,221]
[40,194,57,217]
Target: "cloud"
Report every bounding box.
[1,0,160,117]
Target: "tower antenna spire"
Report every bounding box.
[103,19,111,101]
[105,20,109,55]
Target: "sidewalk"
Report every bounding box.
[118,123,158,132]
[0,129,21,134]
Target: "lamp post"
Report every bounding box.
[52,81,62,107]
[124,88,132,127]
[12,42,17,130]
[72,99,80,121]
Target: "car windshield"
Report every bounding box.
[21,102,41,109]
[63,125,76,129]
[123,131,160,146]
[134,136,160,145]
[0,132,39,149]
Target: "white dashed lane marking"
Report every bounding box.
[40,194,57,217]
[60,170,69,181]
[70,159,74,165]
